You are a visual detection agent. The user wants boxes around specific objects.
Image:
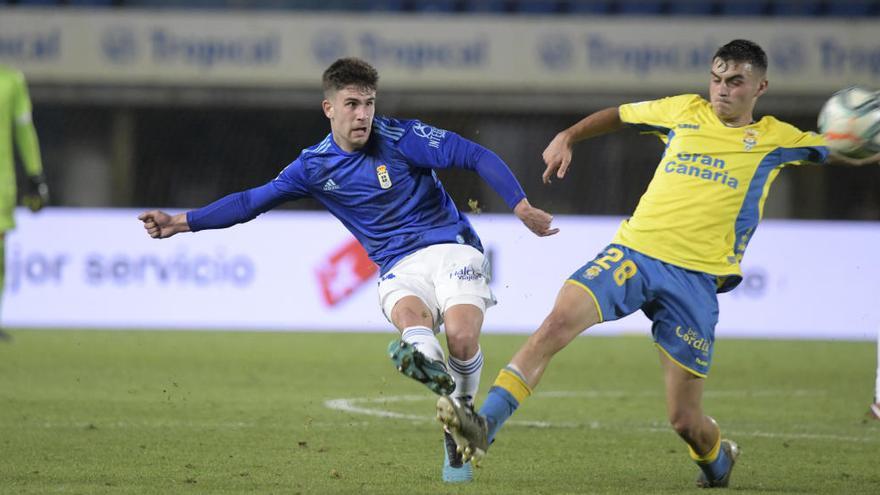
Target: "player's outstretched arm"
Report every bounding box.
[138,210,190,239]
[827,151,880,167]
[542,107,624,184]
[514,198,559,237]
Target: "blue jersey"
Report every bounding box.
[187,116,526,274]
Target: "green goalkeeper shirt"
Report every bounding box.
[0,64,43,210]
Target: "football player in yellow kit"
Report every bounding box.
[436,39,880,488]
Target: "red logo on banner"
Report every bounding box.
[315,238,378,307]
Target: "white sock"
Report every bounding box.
[401,326,446,364]
[448,347,483,405]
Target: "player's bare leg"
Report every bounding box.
[437,283,600,463]
[660,353,739,488]
[442,304,482,364]
[387,296,455,395]
[437,303,484,482]
[508,283,601,387]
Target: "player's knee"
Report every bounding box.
[390,297,434,329]
[445,328,479,360]
[442,303,483,359]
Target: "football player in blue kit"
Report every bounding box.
[138,57,557,483]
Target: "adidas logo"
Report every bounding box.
[323,179,340,191]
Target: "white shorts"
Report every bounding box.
[378,244,497,332]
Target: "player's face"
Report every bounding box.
[323,85,376,152]
[709,57,768,126]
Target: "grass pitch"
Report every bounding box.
[1,330,878,494]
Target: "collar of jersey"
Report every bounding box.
[329,133,368,157]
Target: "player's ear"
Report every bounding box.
[322,98,333,119]
[755,78,768,98]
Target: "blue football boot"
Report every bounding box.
[442,429,473,483]
[696,439,740,488]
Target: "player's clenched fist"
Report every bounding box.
[138,210,189,239]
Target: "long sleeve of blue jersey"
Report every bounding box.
[186,160,310,231]
[394,120,527,210]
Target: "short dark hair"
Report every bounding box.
[713,39,768,73]
[322,57,379,95]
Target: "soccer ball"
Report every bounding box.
[817,86,880,159]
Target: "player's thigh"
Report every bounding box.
[566,244,649,326]
[546,282,602,333]
[378,251,441,332]
[645,264,719,379]
[432,244,496,327]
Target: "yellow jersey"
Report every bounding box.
[614,94,828,292]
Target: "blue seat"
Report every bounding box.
[668,0,715,15]
[717,0,767,15]
[771,0,822,16]
[516,0,560,13]
[826,0,874,16]
[67,0,116,5]
[363,0,406,11]
[15,0,61,5]
[229,0,358,10]
[124,0,229,8]
[463,0,509,12]
[567,0,612,14]
[617,0,665,14]
[413,0,458,12]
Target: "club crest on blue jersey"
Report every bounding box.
[376,165,392,189]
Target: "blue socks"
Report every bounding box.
[478,365,532,443]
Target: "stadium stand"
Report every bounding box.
[2,0,878,16]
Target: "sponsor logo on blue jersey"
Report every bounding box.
[322,179,340,191]
[413,122,447,149]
